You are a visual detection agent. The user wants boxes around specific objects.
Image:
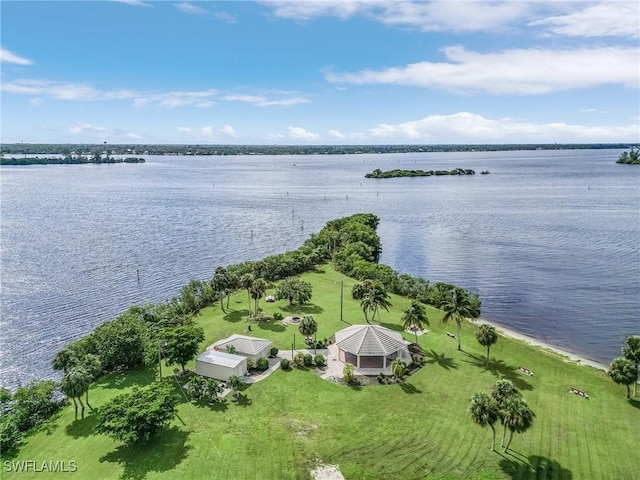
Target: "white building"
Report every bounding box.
[196,350,247,381]
[211,334,272,363]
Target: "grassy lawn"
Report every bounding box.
[4,265,639,479]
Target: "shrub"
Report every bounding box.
[293,352,306,368]
[256,357,269,371]
[280,358,290,370]
[273,312,283,321]
[246,359,254,370]
[270,347,279,357]
[0,415,22,453]
[303,354,313,367]
[377,373,385,384]
[314,354,326,367]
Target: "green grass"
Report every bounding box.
[4,265,639,479]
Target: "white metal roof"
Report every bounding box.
[197,350,246,368]
[335,325,408,356]
[212,334,272,355]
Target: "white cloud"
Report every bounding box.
[326,45,639,94]
[175,2,208,15]
[1,47,33,65]
[68,123,142,141]
[328,129,346,139]
[213,11,238,23]
[348,112,640,143]
[224,94,310,107]
[530,2,640,38]
[113,0,153,7]
[265,1,531,32]
[288,126,320,141]
[177,124,238,141]
[69,123,108,135]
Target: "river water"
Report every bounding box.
[1,149,638,388]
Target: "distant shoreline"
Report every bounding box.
[0,142,633,158]
[479,317,608,372]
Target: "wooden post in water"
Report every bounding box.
[137,269,140,282]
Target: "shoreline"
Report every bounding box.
[478,317,609,373]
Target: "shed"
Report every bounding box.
[335,324,411,373]
[196,350,247,381]
[211,334,272,363]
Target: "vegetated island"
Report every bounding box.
[616,147,640,164]
[0,156,145,166]
[365,167,476,178]
[1,214,638,480]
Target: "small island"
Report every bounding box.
[0,156,145,166]
[365,167,475,178]
[616,147,639,165]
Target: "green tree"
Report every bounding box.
[275,277,313,306]
[491,379,520,447]
[440,287,480,351]
[203,378,223,403]
[186,375,207,401]
[78,353,101,410]
[298,315,318,341]
[95,383,178,444]
[159,325,205,373]
[52,347,78,373]
[342,363,356,384]
[353,280,391,323]
[608,357,638,399]
[401,301,429,344]
[622,336,640,397]
[239,273,254,316]
[227,375,243,400]
[250,277,268,314]
[501,396,535,452]
[61,366,91,420]
[391,357,407,381]
[212,266,232,312]
[476,324,498,363]
[468,392,500,451]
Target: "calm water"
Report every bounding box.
[1,149,638,388]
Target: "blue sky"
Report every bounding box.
[1,1,639,144]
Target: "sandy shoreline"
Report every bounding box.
[478,317,609,372]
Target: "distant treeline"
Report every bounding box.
[365,168,475,178]
[0,143,635,157]
[0,156,145,166]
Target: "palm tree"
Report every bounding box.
[608,357,638,399]
[52,347,77,373]
[186,375,207,401]
[391,358,407,381]
[501,396,535,452]
[203,378,222,403]
[250,278,268,315]
[360,294,375,323]
[440,288,479,351]
[622,336,640,397]
[370,286,392,323]
[401,301,429,344]
[211,266,230,312]
[79,353,101,411]
[227,375,243,394]
[299,315,317,342]
[342,363,356,384]
[491,379,520,447]
[61,366,91,420]
[476,324,498,363]
[239,273,254,316]
[468,392,500,451]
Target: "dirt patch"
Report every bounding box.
[310,461,345,480]
[284,417,318,437]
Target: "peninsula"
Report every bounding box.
[365,167,475,178]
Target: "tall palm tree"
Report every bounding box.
[239,273,254,316]
[360,294,375,324]
[401,301,429,344]
[52,348,77,373]
[61,366,91,420]
[622,335,640,397]
[251,278,267,315]
[440,288,479,351]
[211,266,230,313]
[79,353,101,411]
[299,315,317,342]
[491,379,520,447]
[391,358,407,381]
[476,324,498,363]
[608,357,638,399]
[468,392,500,451]
[370,286,392,323]
[227,375,243,397]
[501,396,535,452]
